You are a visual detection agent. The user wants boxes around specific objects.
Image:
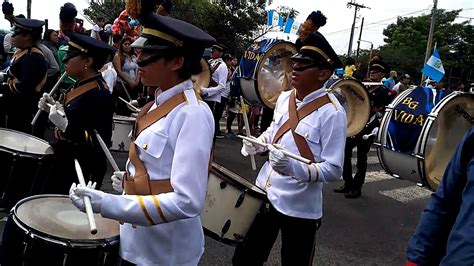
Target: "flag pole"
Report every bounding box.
[421,0,438,84]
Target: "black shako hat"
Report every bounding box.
[63,32,116,63]
[369,59,389,74]
[291,31,343,70]
[131,13,215,55]
[12,17,44,36]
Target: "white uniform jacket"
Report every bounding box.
[201,58,228,103]
[100,80,214,265]
[256,88,347,220]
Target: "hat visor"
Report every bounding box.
[131,36,173,50]
[62,50,84,63]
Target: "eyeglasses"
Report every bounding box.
[137,53,165,68]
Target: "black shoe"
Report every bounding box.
[333,185,351,193]
[344,188,361,199]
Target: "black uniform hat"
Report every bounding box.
[131,14,215,52]
[63,32,116,68]
[211,43,225,52]
[12,17,44,36]
[291,31,343,70]
[369,59,389,74]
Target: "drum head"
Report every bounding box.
[192,58,211,90]
[211,163,266,198]
[423,92,474,189]
[0,128,53,155]
[328,79,371,136]
[256,42,296,109]
[15,195,119,241]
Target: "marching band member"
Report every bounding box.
[69,13,215,265]
[233,28,347,265]
[39,33,115,193]
[334,59,392,198]
[0,17,47,134]
[201,43,229,137]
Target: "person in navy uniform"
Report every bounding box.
[406,126,474,265]
[233,24,347,265]
[38,32,115,193]
[68,10,215,266]
[334,59,392,198]
[0,17,47,134]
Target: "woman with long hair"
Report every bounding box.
[112,35,141,115]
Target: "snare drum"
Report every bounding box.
[239,39,297,109]
[376,88,474,190]
[2,195,120,266]
[0,128,54,208]
[111,115,135,152]
[201,163,266,245]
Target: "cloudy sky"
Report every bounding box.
[1,0,472,54]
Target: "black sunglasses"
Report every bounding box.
[137,53,165,68]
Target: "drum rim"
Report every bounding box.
[416,91,473,190]
[0,128,54,156]
[255,41,297,109]
[211,163,267,198]
[13,194,120,245]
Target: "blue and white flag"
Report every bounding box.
[421,47,445,82]
[267,10,283,27]
[283,17,301,34]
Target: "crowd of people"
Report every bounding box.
[0,0,472,265]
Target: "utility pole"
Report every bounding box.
[355,17,364,60]
[421,0,438,83]
[27,0,31,18]
[347,1,370,57]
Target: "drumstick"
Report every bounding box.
[239,96,257,170]
[74,159,98,235]
[31,72,67,126]
[118,96,141,113]
[119,81,133,101]
[93,130,120,172]
[238,135,312,165]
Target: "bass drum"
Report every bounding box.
[239,39,296,109]
[191,58,211,93]
[326,78,371,137]
[376,87,473,190]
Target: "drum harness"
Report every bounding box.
[208,58,223,87]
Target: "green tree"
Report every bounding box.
[83,1,125,24]
[379,9,473,82]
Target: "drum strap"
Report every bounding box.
[64,80,106,105]
[125,92,186,195]
[272,91,330,162]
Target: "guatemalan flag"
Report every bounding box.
[267,10,283,27]
[421,47,445,82]
[283,17,301,34]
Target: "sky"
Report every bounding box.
[265,0,473,55]
[0,0,472,55]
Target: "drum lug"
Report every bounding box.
[221,219,231,238]
[233,233,245,242]
[373,141,381,147]
[235,190,247,208]
[414,154,425,160]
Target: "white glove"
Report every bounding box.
[111,171,125,193]
[49,102,68,131]
[268,144,292,175]
[240,136,266,157]
[38,92,55,113]
[69,181,104,213]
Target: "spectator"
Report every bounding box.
[344,57,357,78]
[384,70,398,90]
[90,17,105,41]
[392,74,411,95]
[101,54,117,94]
[112,34,122,50]
[42,29,59,64]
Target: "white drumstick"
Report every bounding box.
[240,96,257,170]
[238,135,312,165]
[93,130,120,172]
[118,96,140,113]
[32,72,67,126]
[363,127,379,140]
[74,159,98,235]
[119,81,133,101]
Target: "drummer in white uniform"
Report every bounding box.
[233,29,347,265]
[68,13,215,266]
